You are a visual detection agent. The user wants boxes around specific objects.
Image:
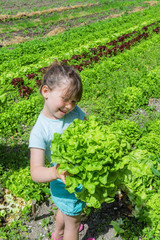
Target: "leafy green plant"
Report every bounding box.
[41,217,50,228]
[120,149,160,237]
[111,218,125,236]
[116,217,149,239]
[114,87,147,114]
[145,193,160,237]
[51,116,130,208]
[0,95,43,136]
[0,90,7,106]
[5,166,50,202]
[108,119,141,145]
[147,119,160,135]
[136,133,160,156]
[138,66,160,98]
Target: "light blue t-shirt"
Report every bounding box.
[29,105,85,163]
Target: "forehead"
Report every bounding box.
[53,85,76,100]
[53,76,81,101]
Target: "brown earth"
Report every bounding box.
[21,194,130,240]
[0,0,95,15]
[0,3,98,21]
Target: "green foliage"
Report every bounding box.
[0,92,7,106]
[121,150,158,202]
[1,2,160,238]
[145,193,160,237]
[109,119,141,145]
[136,133,160,156]
[1,3,160,76]
[0,95,43,136]
[51,116,131,208]
[147,119,160,135]
[138,66,160,98]
[4,167,50,202]
[0,5,160,133]
[0,211,30,240]
[80,33,160,123]
[114,87,147,114]
[111,218,125,236]
[120,149,160,237]
[0,86,14,106]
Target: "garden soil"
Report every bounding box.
[22,196,126,240]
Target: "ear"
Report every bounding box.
[41,85,50,99]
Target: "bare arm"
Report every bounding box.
[30,148,66,184]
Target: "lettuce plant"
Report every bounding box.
[136,133,160,156]
[5,167,49,202]
[51,116,130,208]
[120,149,160,236]
[147,119,160,135]
[108,119,141,145]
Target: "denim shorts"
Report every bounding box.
[50,179,86,216]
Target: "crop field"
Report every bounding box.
[0,0,160,239]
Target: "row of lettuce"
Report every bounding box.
[0,4,160,136]
[4,19,160,99]
[1,30,160,136]
[1,4,160,73]
[0,3,160,239]
[0,0,150,32]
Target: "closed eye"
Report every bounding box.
[62,97,76,104]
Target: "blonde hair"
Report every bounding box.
[40,60,83,102]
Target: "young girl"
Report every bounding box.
[29,61,95,240]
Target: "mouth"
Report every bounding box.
[59,109,68,114]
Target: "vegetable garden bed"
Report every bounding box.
[0,1,160,239]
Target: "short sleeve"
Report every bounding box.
[29,129,46,150]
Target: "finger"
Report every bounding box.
[61,175,66,185]
[61,170,68,176]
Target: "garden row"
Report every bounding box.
[1,29,160,136]
[0,0,155,48]
[1,3,160,72]
[1,4,160,112]
[7,19,160,98]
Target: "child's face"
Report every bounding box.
[42,85,76,120]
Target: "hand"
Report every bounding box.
[55,164,68,184]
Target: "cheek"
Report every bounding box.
[71,103,76,109]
